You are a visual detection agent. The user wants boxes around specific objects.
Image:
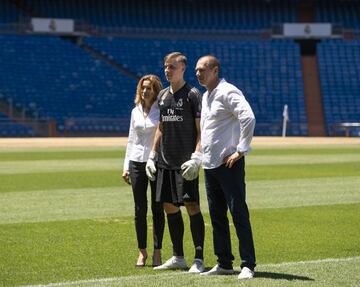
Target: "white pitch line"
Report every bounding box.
[260,255,360,268]
[19,256,360,287]
[19,271,187,287]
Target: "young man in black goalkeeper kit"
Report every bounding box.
[146,52,205,273]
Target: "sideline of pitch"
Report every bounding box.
[1,136,359,149]
[20,256,360,287]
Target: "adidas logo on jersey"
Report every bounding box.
[183,193,190,199]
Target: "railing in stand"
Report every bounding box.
[331,123,360,137]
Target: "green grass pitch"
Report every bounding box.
[0,141,360,287]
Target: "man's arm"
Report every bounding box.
[194,118,201,152]
[180,118,202,181]
[224,91,255,168]
[146,122,162,181]
[151,122,163,153]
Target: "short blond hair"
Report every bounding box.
[134,74,163,105]
[164,52,187,66]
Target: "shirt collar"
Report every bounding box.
[208,78,226,97]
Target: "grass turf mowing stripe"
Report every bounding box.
[19,257,360,287]
[0,146,122,154]
[0,170,123,193]
[248,153,360,165]
[247,161,360,181]
[0,146,359,161]
[1,153,359,175]
[0,159,123,175]
[1,204,359,286]
[0,186,133,224]
[1,176,360,224]
[0,146,359,162]
[251,146,360,155]
[0,150,124,161]
[1,161,359,193]
[247,176,360,209]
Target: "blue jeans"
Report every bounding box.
[204,157,256,269]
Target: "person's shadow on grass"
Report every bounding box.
[255,271,314,281]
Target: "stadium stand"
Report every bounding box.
[0,111,34,136]
[316,0,360,29]
[21,0,297,31]
[317,40,360,136]
[0,0,21,23]
[1,0,359,137]
[85,37,307,136]
[0,34,137,134]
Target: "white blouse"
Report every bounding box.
[123,103,159,171]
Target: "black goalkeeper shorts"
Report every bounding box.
[156,168,199,205]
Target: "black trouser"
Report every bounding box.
[129,161,165,249]
[204,158,256,270]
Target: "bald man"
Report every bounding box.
[196,55,256,279]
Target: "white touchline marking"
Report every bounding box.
[19,271,187,287]
[19,256,360,287]
[260,256,360,268]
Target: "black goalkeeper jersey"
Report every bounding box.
[157,83,202,170]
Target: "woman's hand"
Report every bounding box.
[122,170,131,185]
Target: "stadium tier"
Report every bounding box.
[2,0,360,137]
[86,37,307,136]
[20,0,297,30]
[316,0,360,29]
[317,40,360,136]
[0,0,22,24]
[0,34,137,134]
[4,0,360,31]
[0,111,34,136]
[0,33,307,136]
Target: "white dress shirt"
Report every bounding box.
[123,103,159,171]
[200,79,256,169]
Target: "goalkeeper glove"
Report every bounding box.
[146,151,157,181]
[181,151,202,181]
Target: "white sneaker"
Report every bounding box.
[188,259,205,273]
[200,264,234,276]
[153,256,187,270]
[238,267,254,279]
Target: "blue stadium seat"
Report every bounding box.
[0,0,23,23]
[318,40,360,136]
[22,0,297,31]
[0,35,137,134]
[0,112,34,137]
[316,0,360,29]
[85,37,307,136]
[0,33,308,136]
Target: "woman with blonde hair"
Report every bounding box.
[123,74,165,267]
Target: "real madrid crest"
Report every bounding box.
[176,98,183,107]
